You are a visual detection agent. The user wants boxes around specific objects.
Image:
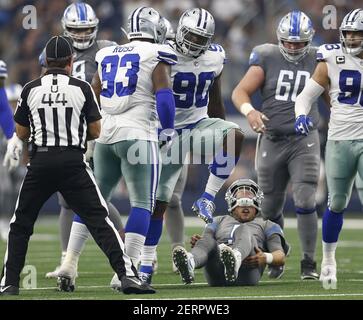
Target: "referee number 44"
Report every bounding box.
[41,93,68,106]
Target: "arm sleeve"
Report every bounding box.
[0,87,15,138]
[264,221,289,254]
[13,87,30,127]
[156,88,175,130]
[82,82,102,123]
[295,78,325,116]
[266,233,284,253]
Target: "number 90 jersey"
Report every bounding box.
[95,41,177,143]
[317,43,363,140]
[170,43,225,129]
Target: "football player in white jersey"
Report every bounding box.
[295,8,363,288]
[136,8,244,284]
[57,6,177,292]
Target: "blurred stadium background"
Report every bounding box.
[1,0,363,227]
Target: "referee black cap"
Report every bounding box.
[46,35,74,61]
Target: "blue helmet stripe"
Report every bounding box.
[346,10,354,22]
[135,7,146,32]
[203,9,208,29]
[77,3,87,21]
[351,9,362,22]
[82,3,87,20]
[289,10,300,37]
[197,8,202,27]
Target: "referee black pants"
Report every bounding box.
[0,148,137,287]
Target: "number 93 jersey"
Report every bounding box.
[170,42,225,129]
[95,41,177,143]
[317,43,363,140]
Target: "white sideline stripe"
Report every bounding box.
[131,293,363,300]
[20,279,363,291]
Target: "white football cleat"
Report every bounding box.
[320,264,337,289]
[172,246,195,284]
[45,266,61,279]
[110,272,121,290]
[219,243,242,285]
[57,264,77,292]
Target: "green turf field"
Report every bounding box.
[1,216,363,300]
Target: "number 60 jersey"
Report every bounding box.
[95,41,177,143]
[317,43,363,140]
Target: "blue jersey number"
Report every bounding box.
[338,70,363,106]
[324,44,340,51]
[173,71,214,108]
[100,53,140,98]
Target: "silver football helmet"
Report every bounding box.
[276,11,315,62]
[225,179,264,214]
[340,9,363,56]
[126,7,166,44]
[161,17,175,42]
[61,2,99,50]
[175,8,215,58]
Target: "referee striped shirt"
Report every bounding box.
[14,68,101,150]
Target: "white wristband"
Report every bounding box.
[264,252,273,265]
[239,103,255,117]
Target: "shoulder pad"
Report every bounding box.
[316,43,342,62]
[208,43,226,61]
[97,40,118,49]
[249,43,276,66]
[156,44,178,65]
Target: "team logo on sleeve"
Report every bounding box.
[336,56,345,64]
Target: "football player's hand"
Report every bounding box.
[295,115,313,136]
[246,110,269,133]
[3,133,23,172]
[85,140,95,170]
[190,234,201,248]
[159,128,178,151]
[242,247,267,268]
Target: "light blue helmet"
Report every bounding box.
[276,11,315,62]
[126,7,166,44]
[175,8,215,58]
[340,9,363,56]
[61,2,99,50]
[225,179,264,214]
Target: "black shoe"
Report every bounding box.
[57,276,75,292]
[301,255,319,280]
[0,285,19,296]
[121,276,156,294]
[268,265,285,279]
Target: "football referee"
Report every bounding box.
[0,36,154,296]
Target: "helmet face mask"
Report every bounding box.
[225,179,264,223]
[175,8,215,58]
[276,11,314,63]
[340,9,363,56]
[126,7,166,44]
[62,3,99,50]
